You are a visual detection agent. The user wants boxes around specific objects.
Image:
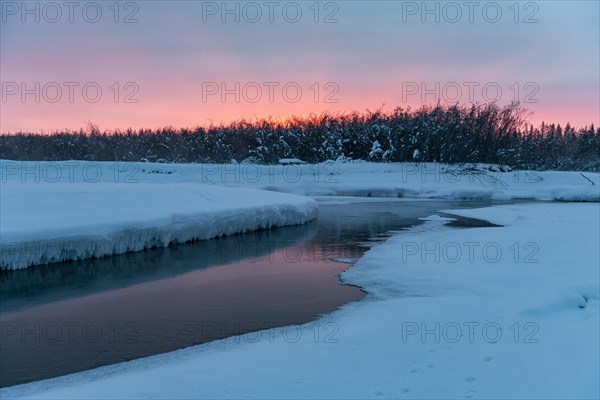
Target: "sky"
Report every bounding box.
[1,0,599,133]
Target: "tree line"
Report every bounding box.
[1,103,598,171]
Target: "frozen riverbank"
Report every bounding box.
[3,160,597,201]
[0,182,317,270]
[2,202,598,399]
[4,160,597,270]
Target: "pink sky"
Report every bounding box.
[1,1,598,133]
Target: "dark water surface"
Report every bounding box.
[0,198,499,387]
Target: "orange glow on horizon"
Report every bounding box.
[1,99,598,135]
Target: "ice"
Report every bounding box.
[2,203,597,399]
[0,182,317,270]
[1,159,599,398]
[418,215,457,222]
[332,257,357,263]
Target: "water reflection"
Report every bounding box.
[0,222,319,311]
[0,198,500,387]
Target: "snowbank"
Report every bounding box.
[0,182,317,270]
[2,160,597,201]
[2,202,598,399]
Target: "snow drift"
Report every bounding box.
[2,203,597,399]
[3,160,597,201]
[0,182,317,270]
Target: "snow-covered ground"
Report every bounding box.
[0,181,317,270]
[5,160,597,269]
[2,202,598,399]
[2,160,598,201]
[1,160,599,398]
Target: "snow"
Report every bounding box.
[2,202,598,399]
[1,159,599,398]
[3,160,596,201]
[6,159,596,269]
[0,182,317,270]
[278,158,307,165]
[418,215,457,222]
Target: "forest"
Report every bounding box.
[1,103,598,171]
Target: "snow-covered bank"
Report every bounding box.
[2,160,597,201]
[3,202,598,399]
[0,183,317,270]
